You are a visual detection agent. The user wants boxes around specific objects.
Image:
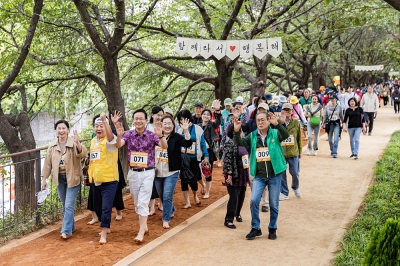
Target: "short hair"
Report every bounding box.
[256,111,268,119]
[201,109,212,116]
[149,106,163,123]
[226,123,234,139]
[348,97,357,106]
[255,95,267,108]
[54,119,70,130]
[176,109,193,124]
[132,109,148,119]
[311,95,319,101]
[161,116,176,135]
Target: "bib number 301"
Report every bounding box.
[130,152,148,168]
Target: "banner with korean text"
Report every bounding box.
[176,38,282,60]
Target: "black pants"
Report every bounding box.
[382,96,388,106]
[181,158,200,191]
[394,102,400,113]
[365,112,375,133]
[225,186,247,222]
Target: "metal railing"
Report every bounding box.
[0,139,91,244]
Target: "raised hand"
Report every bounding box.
[154,121,163,137]
[268,111,278,126]
[180,118,190,131]
[212,99,221,110]
[73,130,80,145]
[100,112,107,121]
[115,122,125,136]
[279,110,287,124]
[111,110,122,125]
[233,117,241,132]
[232,107,241,119]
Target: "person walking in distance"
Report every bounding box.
[323,95,344,158]
[360,86,379,136]
[392,84,400,113]
[279,103,302,201]
[343,98,366,159]
[233,111,288,240]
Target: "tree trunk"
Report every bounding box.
[214,59,233,100]
[0,111,36,213]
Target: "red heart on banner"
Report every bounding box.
[230,46,236,52]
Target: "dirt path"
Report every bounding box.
[130,107,400,266]
[0,166,228,266]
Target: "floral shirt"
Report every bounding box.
[122,129,160,168]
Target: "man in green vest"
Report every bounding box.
[233,111,288,240]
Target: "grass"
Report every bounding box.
[334,131,400,265]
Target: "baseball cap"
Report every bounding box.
[234,96,244,104]
[194,102,204,108]
[257,103,269,111]
[289,96,299,105]
[282,103,293,110]
[265,94,273,101]
[224,98,233,106]
[164,107,173,116]
[279,95,287,103]
[329,94,338,100]
[272,96,280,103]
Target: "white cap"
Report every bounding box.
[272,96,280,103]
[164,107,173,116]
[235,96,244,104]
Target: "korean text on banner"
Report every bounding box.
[175,37,189,56]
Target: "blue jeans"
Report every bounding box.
[348,127,362,155]
[57,174,80,235]
[94,181,118,228]
[328,123,341,155]
[250,175,281,230]
[281,156,300,196]
[155,172,179,222]
[307,122,320,150]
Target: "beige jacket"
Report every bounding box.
[42,137,87,188]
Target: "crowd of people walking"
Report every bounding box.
[41,80,394,244]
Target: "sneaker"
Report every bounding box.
[350,154,355,158]
[333,154,337,158]
[279,193,289,201]
[354,155,358,160]
[293,188,302,198]
[246,228,262,240]
[268,229,277,240]
[261,206,269,212]
[313,150,317,156]
[307,149,312,156]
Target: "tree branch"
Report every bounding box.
[141,74,182,109]
[92,4,111,42]
[191,0,216,39]
[220,0,245,40]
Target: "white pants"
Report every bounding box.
[128,169,155,217]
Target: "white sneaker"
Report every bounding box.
[293,188,302,198]
[279,193,289,201]
[313,150,317,156]
[307,149,312,156]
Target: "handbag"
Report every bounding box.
[307,104,322,126]
[325,104,338,132]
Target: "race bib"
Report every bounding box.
[156,148,168,163]
[242,155,249,169]
[90,149,101,162]
[256,147,270,162]
[182,142,196,154]
[274,112,281,118]
[282,135,295,146]
[130,152,148,167]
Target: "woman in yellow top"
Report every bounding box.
[41,120,87,239]
[88,112,120,244]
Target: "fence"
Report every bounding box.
[0,139,91,244]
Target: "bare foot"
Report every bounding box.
[182,204,191,209]
[134,231,145,243]
[115,211,122,220]
[98,228,111,235]
[60,233,67,240]
[87,219,99,225]
[149,208,155,216]
[203,193,210,199]
[99,229,108,244]
[195,197,201,206]
[163,221,170,229]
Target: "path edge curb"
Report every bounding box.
[113,194,229,266]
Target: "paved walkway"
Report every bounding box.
[116,107,400,266]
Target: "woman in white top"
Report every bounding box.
[304,95,323,156]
